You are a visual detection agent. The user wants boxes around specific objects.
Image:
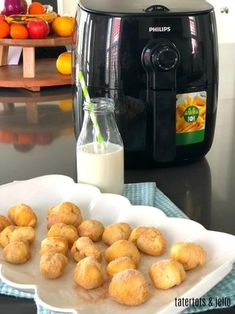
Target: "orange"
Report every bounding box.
[17,133,34,145]
[0,20,10,38]
[28,2,45,14]
[60,127,74,136]
[58,99,73,112]
[0,130,16,143]
[52,16,75,37]
[10,24,29,39]
[56,51,72,75]
[0,15,6,21]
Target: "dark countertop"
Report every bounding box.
[0,86,234,313]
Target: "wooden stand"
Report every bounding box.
[0,36,73,91]
[0,46,9,66]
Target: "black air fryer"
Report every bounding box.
[73,0,218,168]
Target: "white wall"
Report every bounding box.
[0,0,4,12]
[208,0,235,43]
[63,0,78,16]
[208,0,235,99]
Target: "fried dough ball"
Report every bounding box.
[73,256,104,290]
[107,256,136,277]
[3,241,31,264]
[0,225,16,248]
[10,226,35,245]
[40,252,68,279]
[128,226,147,244]
[0,215,11,232]
[109,269,150,306]
[77,219,104,242]
[47,223,78,247]
[169,242,207,270]
[149,259,186,290]
[47,201,83,229]
[8,204,37,227]
[40,237,69,256]
[102,223,132,246]
[71,236,101,262]
[105,240,141,266]
[136,227,167,256]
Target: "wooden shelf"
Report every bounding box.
[0,59,72,92]
[0,36,73,91]
[0,36,73,47]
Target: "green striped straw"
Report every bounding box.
[78,71,104,144]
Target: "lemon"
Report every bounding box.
[56,52,72,75]
[52,16,75,37]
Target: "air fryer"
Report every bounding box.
[73,0,218,168]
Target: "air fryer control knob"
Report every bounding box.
[152,46,179,71]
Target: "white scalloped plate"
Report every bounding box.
[0,175,235,314]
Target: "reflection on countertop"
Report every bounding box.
[0,87,234,235]
[126,97,235,235]
[126,158,212,227]
[206,97,235,234]
[0,86,76,182]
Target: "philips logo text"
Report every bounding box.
[149,27,171,32]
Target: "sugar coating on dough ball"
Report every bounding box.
[8,204,37,227]
[169,242,207,270]
[128,226,147,244]
[71,236,101,262]
[136,227,167,256]
[109,269,150,306]
[40,237,69,256]
[47,223,78,247]
[78,219,104,242]
[102,223,132,246]
[10,226,35,245]
[0,215,11,232]
[40,252,68,279]
[107,256,136,277]
[0,225,17,248]
[149,259,186,290]
[105,240,141,266]
[73,256,104,290]
[3,241,31,264]
[47,201,83,229]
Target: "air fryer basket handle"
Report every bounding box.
[152,90,176,161]
[142,40,179,162]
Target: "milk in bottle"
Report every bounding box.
[76,98,124,194]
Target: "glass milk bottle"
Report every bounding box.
[76,98,124,194]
